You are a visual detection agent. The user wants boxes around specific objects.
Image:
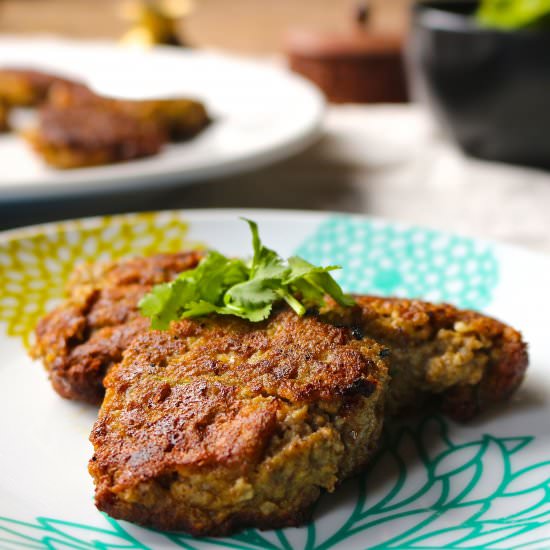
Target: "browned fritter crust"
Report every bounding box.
[324,296,528,421]
[0,68,76,106]
[32,252,203,403]
[47,80,99,108]
[127,97,209,141]
[49,81,209,141]
[32,253,528,420]
[0,101,9,133]
[24,104,166,169]
[89,309,389,535]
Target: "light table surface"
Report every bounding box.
[2,104,550,255]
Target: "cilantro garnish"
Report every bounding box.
[139,218,355,329]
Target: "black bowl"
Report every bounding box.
[408,1,550,169]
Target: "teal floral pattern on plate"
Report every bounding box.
[295,216,499,308]
[1,417,549,549]
[1,213,545,550]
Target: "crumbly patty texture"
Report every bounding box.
[32,252,203,404]
[323,296,528,421]
[24,105,165,169]
[89,309,389,535]
[32,253,528,419]
[49,81,210,141]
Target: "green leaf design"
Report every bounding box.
[505,463,550,495]
[0,515,149,549]
[288,417,550,550]
[478,491,549,523]
[432,442,484,478]
[2,416,550,549]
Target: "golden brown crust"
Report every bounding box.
[24,105,165,169]
[32,252,203,403]
[325,296,528,421]
[32,253,528,419]
[0,68,77,106]
[89,309,389,535]
[0,101,9,133]
[129,98,210,141]
[49,81,210,141]
[47,81,99,109]
[103,310,383,406]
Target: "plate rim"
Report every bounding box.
[1,207,549,266]
[0,37,325,199]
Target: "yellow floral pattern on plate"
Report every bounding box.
[0,212,200,346]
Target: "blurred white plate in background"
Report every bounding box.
[0,37,324,199]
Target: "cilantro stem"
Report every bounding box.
[277,289,306,317]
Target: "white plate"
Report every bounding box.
[0,38,324,200]
[0,209,549,549]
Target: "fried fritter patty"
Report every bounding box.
[0,68,75,106]
[0,101,9,133]
[49,81,209,141]
[89,309,389,535]
[324,296,528,421]
[32,252,203,403]
[32,254,528,421]
[24,105,166,169]
[33,252,529,534]
[125,97,209,141]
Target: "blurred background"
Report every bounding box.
[0,0,412,53]
[1,0,550,255]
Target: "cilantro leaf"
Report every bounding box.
[138,278,194,330]
[225,278,280,309]
[139,219,355,328]
[243,218,288,279]
[287,256,355,308]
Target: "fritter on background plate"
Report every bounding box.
[24,104,166,169]
[49,80,210,141]
[0,101,10,132]
[0,68,76,107]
